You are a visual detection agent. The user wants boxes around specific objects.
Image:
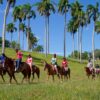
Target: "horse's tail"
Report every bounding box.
[37,68,40,79]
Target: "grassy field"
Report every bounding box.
[0,48,100,100]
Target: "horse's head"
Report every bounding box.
[43,60,48,71]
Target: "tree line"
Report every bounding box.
[0,0,100,67]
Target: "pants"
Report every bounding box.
[16,59,22,69]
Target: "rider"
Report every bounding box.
[0,53,6,68]
[87,59,93,71]
[62,57,68,71]
[15,49,23,71]
[51,54,58,74]
[26,54,33,73]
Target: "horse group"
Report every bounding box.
[0,56,71,84]
[0,56,40,84]
[44,61,70,81]
[84,66,100,79]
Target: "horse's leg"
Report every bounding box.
[47,75,50,81]
[32,72,34,82]
[10,76,12,84]
[21,75,26,83]
[37,69,40,80]
[52,75,54,82]
[12,74,18,84]
[1,74,5,82]
[28,72,31,83]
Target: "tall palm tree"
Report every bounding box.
[2,0,16,53]
[36,0,55,57]
[95,21,100,34]
[58,0,70,57]
[19,23,26,50]
[13,5,25,48]
[67,18,77,57]
[6,23,17,45]
[22,3,36,51]
[87,2,99,67]
[70,1,84,62]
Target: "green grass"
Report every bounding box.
[0,48,100,100]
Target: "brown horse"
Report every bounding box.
[44,61,70,81]
[4,56,31,84]
[31,65,40,81]
[0,64,6,82]
[59,67,70,80]
[44,61,60,81]
[84,67,95,79]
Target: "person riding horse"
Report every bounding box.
[15,49,23,71]
[26,54,33,73]
[0,53,6,68]
[51,54,58,74]
[62,57,68,72]
[87,59,93,72]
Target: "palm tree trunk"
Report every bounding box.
[64,13,66,57]
[27,18,30,51]
[23,32,24,50]
[2,1,10,53]
[92,23,95,68]
[72,33,75,58]
[77,28,80,60]
[18,22,20,49]
[11,32,13,48]
[80,27,83,63]
[45,16,47,57]
[47,16,49,54]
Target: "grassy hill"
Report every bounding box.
[0,48,100,100]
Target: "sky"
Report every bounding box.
[0,0,100,57]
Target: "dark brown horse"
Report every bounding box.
[4,56,31,84]
[84,67,95,79]
[0,64,6,82]
[59,67,70,80]
[31,65,40,81]
[44,61,70,81]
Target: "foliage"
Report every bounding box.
[0,37,10,47]
[33,45,44,52]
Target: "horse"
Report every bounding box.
[4,56,31,84]
[84,67,95,79]
[0,64,6,82]
[44,61,60,81]
[31,65,40,81]
[59,67,70,80]
[44,61,70,81]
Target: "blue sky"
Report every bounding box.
[0,0,100,56]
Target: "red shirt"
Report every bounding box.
[62,60,68,67]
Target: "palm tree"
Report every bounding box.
[70,1,84,62]
[19,23,26,50]
[95,21,100,34]
[6,23,17,46]
[0,0,2,4]
[36,0,55,57]
[13,5,25,48]
[67,18,77,58]
[2,0,16,53]
[22,3,36,51]
[58,0,70,57]
[87,2,99,67]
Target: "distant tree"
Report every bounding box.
[33,45,44,52]
[82,52,88,60]
[95,49,100,59]
[0,37,10,47]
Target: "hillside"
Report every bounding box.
[0,48,100,100]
